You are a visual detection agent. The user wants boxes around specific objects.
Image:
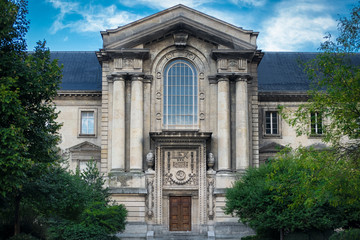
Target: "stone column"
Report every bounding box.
[129,75,144,172]
[111,76,125,171]
[217,76,231,171]
[235,77,249,171]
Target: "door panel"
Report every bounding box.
[169,196,191,231]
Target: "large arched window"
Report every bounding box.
[163,59,198,129]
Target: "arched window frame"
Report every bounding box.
[163,59,198,129]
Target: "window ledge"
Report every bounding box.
[78,134,96,138]
[309,134,323,139]
[263,134,282,139]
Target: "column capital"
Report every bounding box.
[113,75,126,81]
[216,75,230,82]
[131,74,145,82]
[235,74,252,83]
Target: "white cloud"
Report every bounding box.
[258,0,337,51]
[47,0,142,34]
[120,0,210,9]
[230,0,266,7]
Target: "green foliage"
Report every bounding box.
[0,0,62,199]
[82,202,127,234]
[225,148,360,236]
[329,229,360,240]
[45,162,127,240]
[279,3,360,151]
[80,160,110,203]
[24,167,91,220]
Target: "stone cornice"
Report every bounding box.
[211,49,256,60]
[258,91,309,102]
[150,131,212,141]
[96,48,150,62]
[56,90,102,100]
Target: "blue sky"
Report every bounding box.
[26,0,357,52]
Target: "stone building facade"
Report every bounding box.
[54,5,328,239]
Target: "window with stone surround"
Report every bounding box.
[79,109,97,137]
[265,111,278,135]
[163,59,198,129]
[310,111,323,135]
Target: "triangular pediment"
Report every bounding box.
[259,142,285,153]
[101,4,258,50]
[68,141,101,152]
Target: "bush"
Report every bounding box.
[329,229,360,240]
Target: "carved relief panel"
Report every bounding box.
[114,58,143,72]
[217,58,247,73]
[163,149,198,186]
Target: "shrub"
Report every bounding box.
[329,229,360,240]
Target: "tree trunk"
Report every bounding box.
[280,228,284,240]
[14,194,21,236]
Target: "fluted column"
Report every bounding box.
[217,76,231,171]
[236,77,249,171]
[129,75,144,172]
[111,76,125,171]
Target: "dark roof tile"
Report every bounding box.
[50,51,101,91]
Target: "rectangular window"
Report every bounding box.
[81,111,95,135]
[265,111,278,135]
[311,112,323,135]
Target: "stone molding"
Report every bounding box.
[56,91,101,100]
[258,91,309,102]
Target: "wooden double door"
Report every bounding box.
[169,196,191,231]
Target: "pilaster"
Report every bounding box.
[130,75,144,172]
[217,76,231,172]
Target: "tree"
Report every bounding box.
[45,162,127,240]
[278,1,360,217]
[0,162,128,240]
[280,3,360,152]
[0,0,62,235]
[226,4,360,238]
[225,149,358,239]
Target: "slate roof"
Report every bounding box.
[51,51,359,92]
[50,51,101,91]
[258,52,316,92]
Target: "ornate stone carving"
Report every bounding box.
[174,33,189,48]
[217,58,248,73]
[187,52,195,60]
[156,91,161,99]
[200,112,205,120]
[113,58,143,71]
[166,53,173,60]
[199,72,204,80]
[146,178,154,218]
[163,150,197,185]
[208,178,215,219]
[156,113,161,120]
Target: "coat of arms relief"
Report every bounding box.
[163,150,198,185]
